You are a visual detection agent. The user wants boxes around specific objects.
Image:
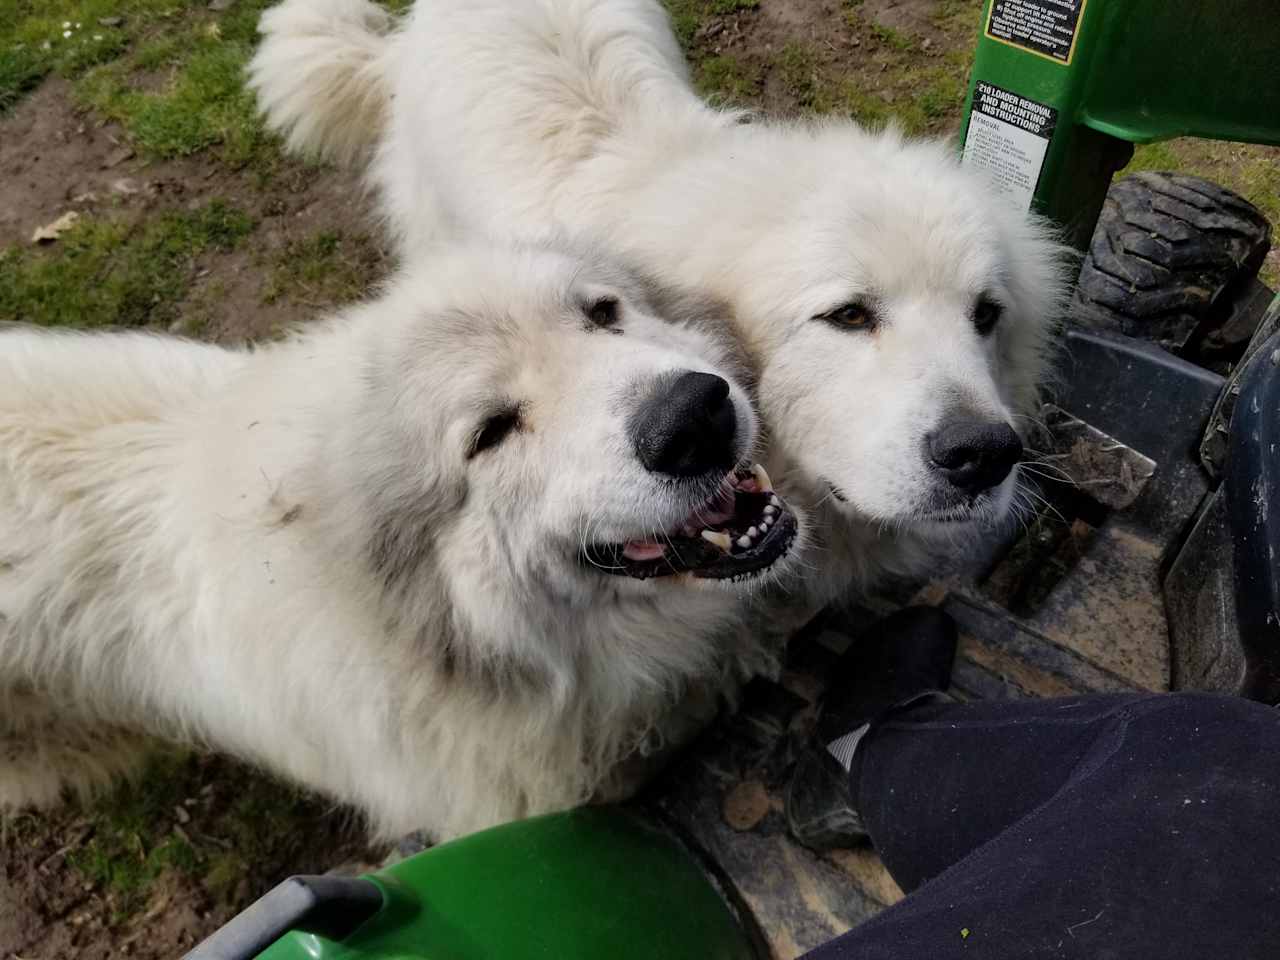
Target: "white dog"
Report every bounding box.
[250,0,1068,610]
[0,244,802,840]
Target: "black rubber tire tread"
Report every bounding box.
[1071,171,1272,352]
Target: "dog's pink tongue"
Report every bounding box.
[622,541,667,562]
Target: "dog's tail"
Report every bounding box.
[248,0,397,166]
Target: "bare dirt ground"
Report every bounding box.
[0,81,389,344]
[1,0,1276,956]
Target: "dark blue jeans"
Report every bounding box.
[802,693,1280,959]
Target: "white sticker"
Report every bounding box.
[961,82,1057,212]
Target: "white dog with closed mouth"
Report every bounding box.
[0,243,802,840]
[250,0,1069,610]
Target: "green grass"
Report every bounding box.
[60,752,200,920]
[3,0,411,166]
[870,23,915,52]
[2,0,275,165]
[1121,142,1181,175]
[261,229,384,308]
[0,0,180,114]
[913,67,966,123]
[776,41,819,109]
[0,200,254,327]
[74,0,278,167]
[695,53,760,104]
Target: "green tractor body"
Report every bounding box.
[193,809,758,960]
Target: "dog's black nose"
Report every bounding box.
[631,371,737,477]
[927,417,1022,496]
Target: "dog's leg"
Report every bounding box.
[0,689,151,810]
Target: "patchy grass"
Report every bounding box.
[261,229,386,309]
[4,0,413,167]
[671,0,980,134]
[662,0,759,47]
[913,66,967,123]
[64,758,204,922]
[0,200,254,327]
[930,0,984,30]
[8,750,378,925]
[776,40,819,110]
[869,22,915,52]
[771,40,964,134]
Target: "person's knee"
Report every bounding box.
[1125,690,1272,725]
[1119,692,1280,774]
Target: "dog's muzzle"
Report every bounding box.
[582,464,799,582]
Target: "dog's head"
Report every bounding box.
[730,128,1068,536]
[347,245,801,624]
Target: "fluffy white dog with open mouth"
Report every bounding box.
[251,0,1068,609]
[0,244,801,840]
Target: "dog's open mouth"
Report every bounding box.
[584,464,799,582]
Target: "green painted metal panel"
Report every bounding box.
[255,808,757,960]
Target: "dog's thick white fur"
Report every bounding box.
[0,244,798,840]
[251,0,1069,609]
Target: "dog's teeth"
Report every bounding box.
[769,495,781,508]
[736,535,751,550]
[751,464,774,493]
[761,516,773,529]
[700,530,733,552]
[763,504,777,516]
[747,525,759,539]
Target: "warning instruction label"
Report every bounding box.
[961,82,1057,212]
[986,0,1085,64]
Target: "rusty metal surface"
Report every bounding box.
[644,664,886,959]
[1016,523,1170,691]
[1038,405,1156,511]
[947,593,1141,697]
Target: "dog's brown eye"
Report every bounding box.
[974,297,1003,335]
[586,296,620,330]
[817,301,875,330]
[468,407,522,459]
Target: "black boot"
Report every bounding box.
[786,606,958,850]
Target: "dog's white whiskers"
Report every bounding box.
[1019,458,1078,486]
[1018,482,1068,525]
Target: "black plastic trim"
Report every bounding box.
[1224,330,1280,704]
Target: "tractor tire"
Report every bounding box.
[1070,171,1272,359]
